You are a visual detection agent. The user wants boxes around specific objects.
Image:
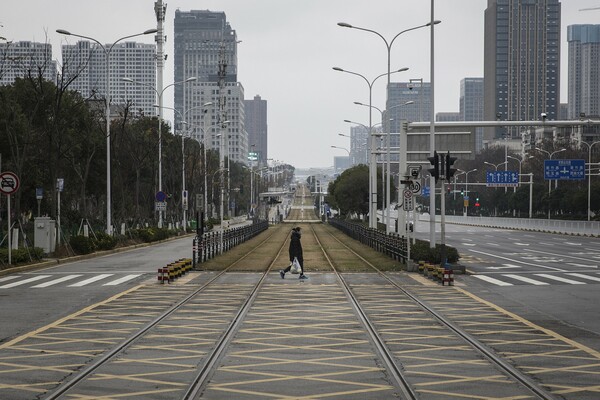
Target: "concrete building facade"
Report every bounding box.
[568,24,600,119]
[244,95,268,166]
[0,41,56,86]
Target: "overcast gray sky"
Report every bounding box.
[2,1,599,168]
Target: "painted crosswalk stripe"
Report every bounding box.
[474,275,513,286]
[32,275,83,288]
[0,276,20,283]
[566,273,600,283]
[103,274,141,286]
[534,274,585,285]
[0,275,51,289]
[503,274,549,285]
[69,274,114,287]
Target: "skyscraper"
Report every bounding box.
[484,0,561,141]
[244,95,268,166]
[61,41,157,115]
[0,41,56,86]
[568,24,600,119]
[174,9,247,163]
[460,77,484,152]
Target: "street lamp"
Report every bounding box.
[535,147,566,219]
[461,169,477,216]
[122,75,197,228]
[575,139,600,221]
[333,66,408,229]
[338,20,439,238]
[483,161,508,171]
[57,28,157,234]
[354,100,413,233]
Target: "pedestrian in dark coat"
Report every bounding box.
[280,227,307,279]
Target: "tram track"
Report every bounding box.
[38,225,290,399]
[311,223,555,400]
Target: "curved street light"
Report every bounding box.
[534,147,566,219]
[56,28,158,234]
[122,76,197,227]
[333,66,408,228]
[337,19,440,237]
[575,139,600,221]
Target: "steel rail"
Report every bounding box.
[45,224,287,400]
[323,226,555,400]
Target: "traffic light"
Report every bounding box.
[460,188,464,196]
[427,151,439,183]
[447,185,451,194]
[445,151,457,180]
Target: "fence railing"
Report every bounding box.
[329,219,407,263]
[427,215,600,236]
[194,220,269,266]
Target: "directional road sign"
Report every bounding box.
[544,159,585,180]
[422,186,430,197]
[486,170,519,187]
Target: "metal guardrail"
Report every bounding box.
[329,219,407,263]
[194,220,269,266]
[426,215,600,236]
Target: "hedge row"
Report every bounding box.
[410,239,459,264]
[69,227,177,255]
[0,247,45,265]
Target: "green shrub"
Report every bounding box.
[70,235,96,255]
[93,232,118,250]
[0,247,44,265]
[410,239,460,264]
[134,227,173,243]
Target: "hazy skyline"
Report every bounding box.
[2,1,599,168]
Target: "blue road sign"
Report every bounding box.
[155,191,167,202]
[486,170,519,187]
[544,159,585,180]
[422,186,430,197]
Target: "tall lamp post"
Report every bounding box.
[57,28,157,234]
[337,20,439,238]
[333,67,407,228]
[535,147,566,219]
[354,100,414,233]
[122,76,197,228]
[459,168,477,216]
[575,139,600,221]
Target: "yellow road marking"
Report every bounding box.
[0,285,144,350]
[457,287,600,360]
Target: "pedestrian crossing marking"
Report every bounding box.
[474,275,514,286]
[32,274,82,288]
[534,274,586,285]
[0,275,51,289]
[68,274,114,287]
[503,274,549,286]
[0,276,20,283]
[566,273,600,283]
[103,274,141,286]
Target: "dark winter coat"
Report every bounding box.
[288,229,303,261]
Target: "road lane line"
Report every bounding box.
[566,273,600,283]
[473,275,513,286]
[0,275,51,289]
[503,274,549,285]
[103,274,141,286]
[69,274,114,287]
[534,274,586,285]
[469,249,566,271]
[32,274,82,288]
[567,263,598,269]
[527,248,597,264]
[0,276,20,283]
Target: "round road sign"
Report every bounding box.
[155,191,167,202]
[0,172,20,195]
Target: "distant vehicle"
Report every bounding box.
[1,177,15,189]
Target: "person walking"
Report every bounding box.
[280,227,307,279]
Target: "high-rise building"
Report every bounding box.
[244,95,268,166]
[0,41,56,86]
[387,81,430,132]
[174,9,247,164]
[484,0,561,141]
[436,112,461,122]
[568,24,600,119]
[460,77,484,152]
[61,41,157,115]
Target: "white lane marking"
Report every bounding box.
[473,275,514,286]
[32,275,82,288]
[469,249,566,272]
[69,274,114,287]
[527,248,598,264]
[566,273,600,283]
[486,243,501,246]
[0,275,51,289]
[567,263,598,269]
[0,276,20,283]
[462,243,477,246]
[514,242,530,246]
[503,274,549,285]
[534,274,586,285]
[103,274,141,286]
[486,264,522,270]
[564,242,583,246]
